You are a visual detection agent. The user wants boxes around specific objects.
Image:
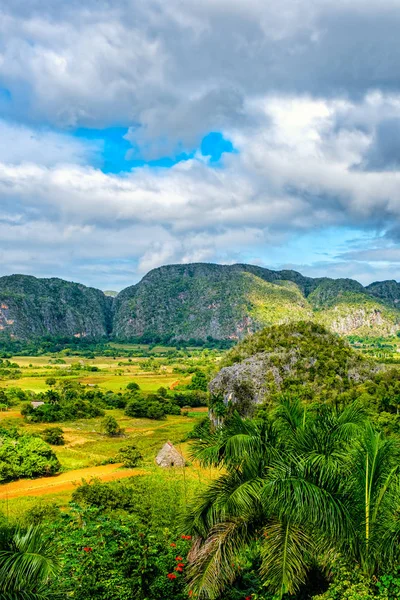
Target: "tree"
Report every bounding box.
[127,382,141,391]
[188,371,208,392]
[102,415,122,437]
[45,377,56,387]
[185,399,400,599]
[42,427,65,446]
[117,443,143,468]
[0,524,59,598]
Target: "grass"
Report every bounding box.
[0,348,216,516]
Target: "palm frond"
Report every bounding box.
[260,519,313,598]
[0,526,58,595]
[187,518,252,599]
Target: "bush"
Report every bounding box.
[45,377,57,386]
[126,382,140,391]
[117,443,143,468]
[102,415,123,437]
[0,433,60,482]
[42,426,65,445]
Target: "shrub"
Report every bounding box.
[42,426,65,445]
[126,382,140,391]
[0,434,60,482]
[117,444,143,468]
[102,415,123,437]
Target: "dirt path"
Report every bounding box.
[0,464,147,500]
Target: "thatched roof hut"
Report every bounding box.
[156,441,185,468]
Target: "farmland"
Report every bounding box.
[0,345,220,518]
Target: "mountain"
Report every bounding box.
[112,263,400,341]
[0,275,111,340]
[208,321,380,419]
[0,264,399,342]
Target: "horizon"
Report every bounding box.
[1,2,400,288]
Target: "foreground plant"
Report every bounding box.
[185,399,400,599]
[0,524,59,599]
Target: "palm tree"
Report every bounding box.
[0,524,59,599]
[185,399,400,599]
[345,425,400,577]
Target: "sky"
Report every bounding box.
[1,1,400,290]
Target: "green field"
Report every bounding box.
[0,347,219,515]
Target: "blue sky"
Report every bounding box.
[1,0,400,290]
[73,128,235,173]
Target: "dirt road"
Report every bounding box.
[0,463,146,500]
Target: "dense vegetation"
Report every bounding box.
[2,400,399,600]
[1,265,400,346]
[1,319,400,598]
[210,322,400,434]
[186,399,400,599]
[0,426,60,482]
[13,376,208,424]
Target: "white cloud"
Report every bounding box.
[1,1,400,286]
[0,119,99,166]
[0,93,400,288]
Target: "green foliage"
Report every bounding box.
[186,400,400,599]
[20,381,105,423]
[314,563,400,599]
[116,444,143,467]
[102,415,123,437]
[124,388,188,420]
[0,430,60,482]
[126,381,140,391]
[188,370,208,391]
[45,506,192,600]
[41,427,65,446]
[0,524,59,599]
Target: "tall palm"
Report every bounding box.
[185,399,400,599]
[345,424,400,577]
[0,525,59,599]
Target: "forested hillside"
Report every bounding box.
[0,264,399,343]
[112,263,400,342]
[0,275,111,340]
[209,321,400,432]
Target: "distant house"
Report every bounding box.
[31,401,45,409]
[156,441,186,468]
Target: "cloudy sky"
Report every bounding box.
[1,0,400,290]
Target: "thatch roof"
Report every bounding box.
[156,441,185,468]
[31,401,45,409]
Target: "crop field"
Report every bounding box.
[0,347,220,518]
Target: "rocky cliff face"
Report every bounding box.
[0,275,111,340]
[208,322,380,419]
[0,265,399,342]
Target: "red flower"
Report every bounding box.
[83,547,93,553]
[167,573,177,580]
[245,596,252,600]
[175,566,183,572]
[170,543,177,547]
[175,556,183,561]
[181,534,192,540]
[177,562,185,567]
